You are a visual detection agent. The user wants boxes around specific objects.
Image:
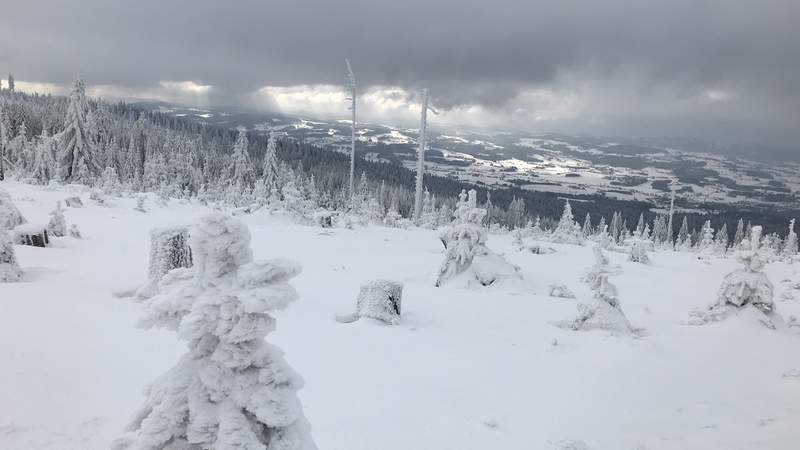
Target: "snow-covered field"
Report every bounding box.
[2,180,800,450]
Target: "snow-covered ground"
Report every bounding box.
[1,180,800,450]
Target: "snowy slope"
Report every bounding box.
[1,180,799,450]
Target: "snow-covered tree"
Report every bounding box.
[677,216,690,251]
[697,220,715,254]
[566,247,634,333]
[228,128,254,187]
[7,74,14,92]
[47,202,67,237]
[714,226,774,314]
[115,213,317,450]
[0,229,22,282]
[714,222,729,255]
[551,200,583,244]
[436,189,519,286]
[582,213,593,237]
[733,218,746,247]
[261,131,281,205]
[782,219,798,258]
[58,79,98,182]
[0,188,26,230]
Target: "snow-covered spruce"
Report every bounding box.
[563,247,635,334]
[336,279,403,325]
[115,214,317,450]
[0,229,23,282]
[132,226,193,300]
[134,195,147,213]
[550,200,584,245]
[435,189,520,287]
[692,226,776,325]
[0,188,26,230]
[47,202,67,237]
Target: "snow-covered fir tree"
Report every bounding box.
[261,131,281,205]
[228,128,254,187]
[713,226,774,315]
[582,212,592,237]
[551,200,583,244]
[677,216,690,251]
[782,219,798,258]
[697,220,715,254]
[115,213,317,450]
[714,222,729,255]
[436,189,518,286]
[58,79,98,182]
[628,237,651,264]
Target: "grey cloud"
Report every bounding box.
[1,0,798,150]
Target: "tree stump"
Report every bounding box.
[134,226,193,300]
[64,196,84,208]
[13,224,50,247]
[337,279,403,324]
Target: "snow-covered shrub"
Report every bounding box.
[115,213,317,450]
[336,279,403,325]
[436,189,521,287]
[89,189,111,206]
[548,284,575,299]
[134,195,147,213]
[0,229,23,282]
[0,188,26,230]
[564,246,635,334]
[716,226,774,312]
[47,202,67,237]
[628,238,651,264]
[68,224,82,239]
[511,228,525,250]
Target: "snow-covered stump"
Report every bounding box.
[0,229,23,282]
[548,284,576,299]
[314,210,334,228]
[13,224,50,248]
[134,226,193,300]
[692,226,778,326]
[68,224,82,239]
[628,238,651,264]
[47,202,67,237]
[115,213,317,450]
[336,279,403,324]
[0,188,26,230]
[64,196,83,208]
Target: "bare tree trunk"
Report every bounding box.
[413,89,429,222]
[345,59,357,202]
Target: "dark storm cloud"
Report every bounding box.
[1,0,798,149]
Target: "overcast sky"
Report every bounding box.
[2,0,798,150]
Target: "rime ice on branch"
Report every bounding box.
[115,213,317,450]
